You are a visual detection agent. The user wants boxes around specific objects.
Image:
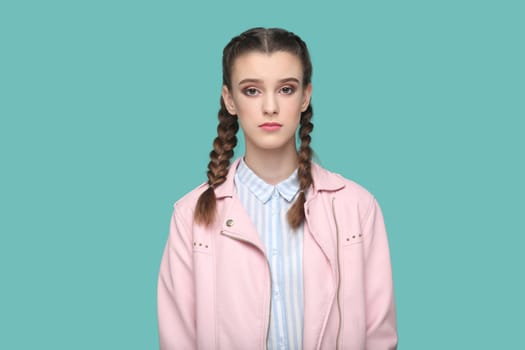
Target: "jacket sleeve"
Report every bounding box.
[157,204,196,350]
[362,196,398,350]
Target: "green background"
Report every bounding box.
[1,0,523,348]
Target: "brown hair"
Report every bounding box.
[194,27,314,229]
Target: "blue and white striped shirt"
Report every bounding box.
[234,158,304,350]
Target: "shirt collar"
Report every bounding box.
[214,158,346,200]
[235,157,300,203]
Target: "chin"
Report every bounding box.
[256,141,296,153]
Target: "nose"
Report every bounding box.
[262,93,279,116]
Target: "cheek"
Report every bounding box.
[284,95,304,110]
[234,99,259,116]
[286,101,302,115]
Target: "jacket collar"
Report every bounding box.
[214,157,345,200]
[309,160,346,194]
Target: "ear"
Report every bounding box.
[301,83,313,112]
[222,85,236,115]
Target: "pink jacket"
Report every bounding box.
[158,159,398,349]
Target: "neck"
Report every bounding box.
[244,145,299,185]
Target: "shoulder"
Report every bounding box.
[172,182,209,214]
[311,162,377,213]
[169,158,240,221]
[312,162,375,199]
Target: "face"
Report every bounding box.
[222,51,312,157]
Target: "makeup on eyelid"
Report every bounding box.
[241,85,297,97]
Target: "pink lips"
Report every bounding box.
[259,122,282,131]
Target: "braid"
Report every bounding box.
[287,104,314,229]
[194,98,239,226]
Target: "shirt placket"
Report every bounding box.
[269,188,287,350]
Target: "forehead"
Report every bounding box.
[230,51,303,82]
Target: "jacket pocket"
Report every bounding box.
[193,239,216,349]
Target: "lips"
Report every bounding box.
[259,122,282,131]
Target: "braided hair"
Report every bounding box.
[194,27,314,229]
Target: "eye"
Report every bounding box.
[243,87,260,96]
[279,86,295,95]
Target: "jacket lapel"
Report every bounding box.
[219,194,266,253]
[302,164,346,349]
[214,158,266,253]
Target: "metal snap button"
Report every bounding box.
[226,219,234,227]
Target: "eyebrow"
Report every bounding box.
[238,77,300,86]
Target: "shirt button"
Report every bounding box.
[226,219,234,227]
[272,248,278,256]
[280,337,286,348]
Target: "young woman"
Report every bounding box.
[158,27,398,350]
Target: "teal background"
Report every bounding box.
[1,0,523,348]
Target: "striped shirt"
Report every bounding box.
[234,158,304,350]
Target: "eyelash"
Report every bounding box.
[243,87,260,96]
[242,86,296,96]
[280,86,295,95]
